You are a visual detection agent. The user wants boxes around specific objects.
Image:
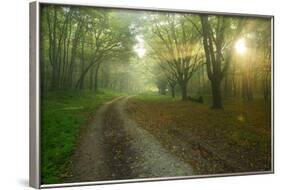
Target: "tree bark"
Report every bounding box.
[94,63,101,92]
[171,85,175,98]
[78,35,86,90]
[241,71,253,101]
[211,78,223,109]
[67,21,83,89]
[180,82,187,101]
[89,66,94,90]
[200,16,226,109]
[224,74,230,97]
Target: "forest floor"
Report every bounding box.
[126,94,272,175]
[42,92,272,184]
[65,96,193,183]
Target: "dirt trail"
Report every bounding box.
[66,96,193,183]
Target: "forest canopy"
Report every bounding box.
[39,5,272,184]
[40,5,272,109]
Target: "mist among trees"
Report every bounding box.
[40,5,272,184]
[40,5,271,109]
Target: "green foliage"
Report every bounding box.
[40,5,138,91]
[41,90,121,184]
[39,4,272,182]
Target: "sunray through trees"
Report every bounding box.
[39,4,272,184]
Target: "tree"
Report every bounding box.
[146,14,203,100]
[167,74,177,98]
[74,10,136,92]
[45,6,72,90]
[200,15,244,108]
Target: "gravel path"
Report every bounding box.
[66,96,193,183]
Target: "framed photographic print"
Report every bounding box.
[30,1,274,188]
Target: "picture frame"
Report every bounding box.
[30,1,274,188]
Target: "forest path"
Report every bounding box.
[66,96,193,183]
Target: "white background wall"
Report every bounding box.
[0,0,279,189]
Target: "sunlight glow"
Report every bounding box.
[235,38,247,55]
[134,35,146,58]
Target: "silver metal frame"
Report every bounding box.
[29,0,274,189]
[30,1,40,188]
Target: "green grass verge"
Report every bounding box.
[41,90,121,184]
[135,92,180,102]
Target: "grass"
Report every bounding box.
[127,93,272,174]
[135,92,180,102]
[41,89,121,184]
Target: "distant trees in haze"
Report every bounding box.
[145,14,271,108]
[145,14,204,101]
[41,5,136,93]
[41,5,272,109]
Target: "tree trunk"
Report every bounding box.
[171,85,175,98]
[50,65,60,90]
[94,63,101,92]
[224,74,230,97]
[89,66,94,90]
[79,36,85,90]
[241,71,253,101]
[158,87,166,95]
[67,22,82,89]
[180,82,187,101]
[211,78,223,109]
